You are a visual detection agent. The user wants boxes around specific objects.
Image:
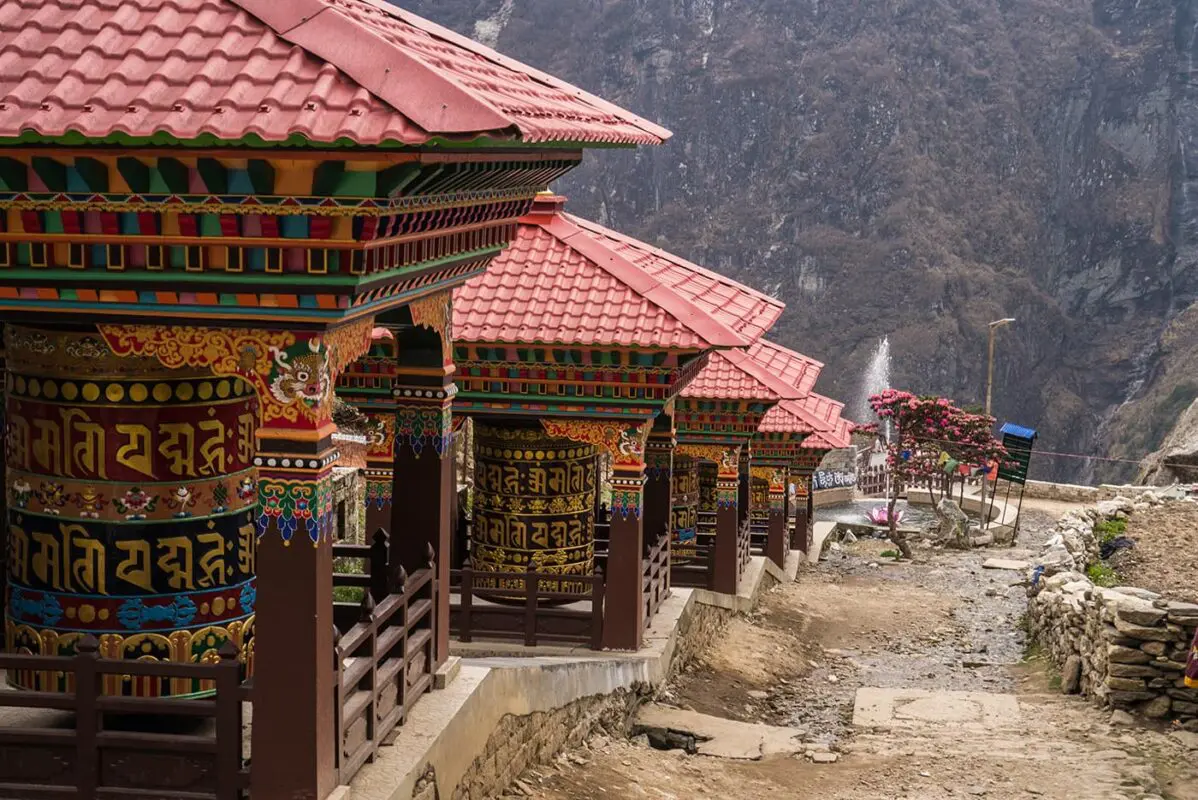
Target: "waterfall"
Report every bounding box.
[855,337,892,440]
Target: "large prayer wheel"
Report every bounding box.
[4,325,257,696]
[671,455,698,558]
[471,421,596,596]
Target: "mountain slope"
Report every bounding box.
[403,0,1198,480]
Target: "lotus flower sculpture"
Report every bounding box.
[865,506,903,526]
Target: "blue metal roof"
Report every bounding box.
[1000,422,1037,441]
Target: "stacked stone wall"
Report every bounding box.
[1027,495,1198,727]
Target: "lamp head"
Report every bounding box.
[989,318,1016,328]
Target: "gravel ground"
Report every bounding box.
[504,508,1198,800]
[1109,501,1198,604]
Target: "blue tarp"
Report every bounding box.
[999,422,1037,441]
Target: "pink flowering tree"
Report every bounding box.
[868,389,1008,558]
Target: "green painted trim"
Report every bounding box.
[0,130,632,152]
[0,245,499,288]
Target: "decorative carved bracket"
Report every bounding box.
[540,418,652,469]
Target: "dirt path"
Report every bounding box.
[505,510,1198,799]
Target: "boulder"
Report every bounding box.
[934,498,971,548]
[1061,656,1082,694]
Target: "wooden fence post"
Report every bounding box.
[369,528,390,603]
[394,565,408,720]
[591,566,605,650]
[75,634,100,800]
[332,625,344,779]
[360,592,379,765]
[460,559,474,643]
[215,641,242,800]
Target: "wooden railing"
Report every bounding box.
[858,464,889,497]
[643,527,671,625]
[748,517,769,556]
[738,517,753,575]
[331,530,437,786]
[0,636,248,799]
[450,562,605,648]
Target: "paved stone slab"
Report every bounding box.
[635,703,805,760]
[852,688,1021,730]
[981,558,1030,571]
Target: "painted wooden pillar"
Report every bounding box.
[712,446,741,595]
[792,469,811,553]
[605,462,646,650]
[737,446,751,528]
[643,420,675,555]
[389,299,455,667]
[254,427,338,800]
[766,468,787,569]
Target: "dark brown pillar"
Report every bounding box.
[643,422,675,554]
[253,430,338,800]
[792,470,811,553]
[604,465,646,649]
[737,447,751,528]
[390,319,455,667]
[766,469,787,568]
[711,447,741,594]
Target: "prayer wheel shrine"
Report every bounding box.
[0,1,667,797]
[345,192,794,650]
[674,346,804,592]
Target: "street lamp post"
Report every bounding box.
[986,318,1016,418]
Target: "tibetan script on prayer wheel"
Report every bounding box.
[4,325,256,697]
[751,477,769,523]
[671,455,699,560]
[471,422,597,598]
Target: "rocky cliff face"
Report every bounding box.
[404,0,1198,480]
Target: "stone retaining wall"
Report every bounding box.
[1027,495,1198,726]
[1022,480,1178,503]
[812,487,853,507]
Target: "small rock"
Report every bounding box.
[982,558,1030,571]
[514,779,536,796]
[747,690,768,700]
[828,675,839,684]
[1141,695,1172,718]
[967,788,988,796]
[1109,710,1137,726]
[811,752,838,764]
[918,771,931,777]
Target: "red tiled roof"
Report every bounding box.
[568,217,784,341]
[452,195,748,349]
[804,416,853,449]
[681,349,803,402]
[0,0,669,147]
[745,340,823,397]
[758,393,853,449]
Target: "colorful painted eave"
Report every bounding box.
[0,0,670,149]
[452,195,750,350]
